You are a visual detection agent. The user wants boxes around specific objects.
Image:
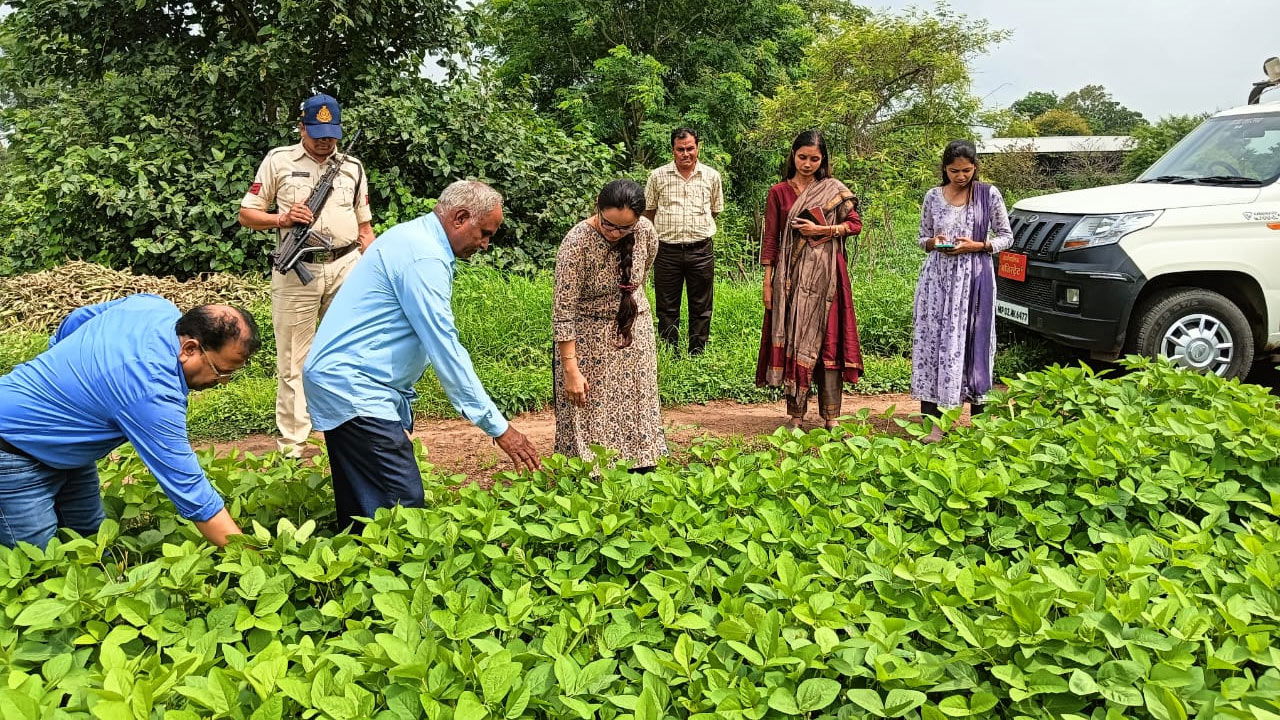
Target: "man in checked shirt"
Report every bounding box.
[643,127,725,356]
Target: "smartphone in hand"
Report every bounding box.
[934,235,955,250]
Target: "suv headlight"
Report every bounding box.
[1061,211,1161,252]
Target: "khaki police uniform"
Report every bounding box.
[241,143,371,456]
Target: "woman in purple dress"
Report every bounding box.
[912,140,1013,442]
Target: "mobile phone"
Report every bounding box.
[935,237,955,249]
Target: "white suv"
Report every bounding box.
[995,58,1280,378]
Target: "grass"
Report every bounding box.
[0,218,1066,440]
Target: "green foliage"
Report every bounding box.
[979,141,1051,197]
[755,6,1007,212]
[1059,84,1148,135]
[557,46,669,160]
[7,360,1280,719]
[710,202,763,280]
[1053,152,1132,191]
[1010,91,1060,120]
[0,233,1059,441]
[187,378,279,441]
[980,108,1039,139]
[0,226,1063,441]
[856,354,913,394]
[0,331,48,376]
[352,76,620,273]
[0,0,462,277]
[852,273,916,357]
[475,0,827,191]
[1123,114,1212,176]
[1031,108,1093,137]
[0,0,618,278]
[1012,86,1146,136]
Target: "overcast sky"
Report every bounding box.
[873,0,1279,119]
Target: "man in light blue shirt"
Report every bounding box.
[304,180,540,529]
[0,294,259,548]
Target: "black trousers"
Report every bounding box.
[920,401,984,418]
[325,416,425,531]
[654,239,714,354]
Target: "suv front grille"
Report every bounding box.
[1007,210,1082,260]
[997,276,1054,308]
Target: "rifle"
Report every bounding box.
[269,129,362,284]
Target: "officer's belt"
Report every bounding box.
[305,243,360,264]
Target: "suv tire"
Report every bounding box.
[1128,287,1254,379]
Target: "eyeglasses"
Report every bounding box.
[198,344,244,381]
[598,213,638,233]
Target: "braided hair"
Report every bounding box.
[596,179,647,349]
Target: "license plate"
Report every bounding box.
[998,251,1027,282]
[996,300,1030,325]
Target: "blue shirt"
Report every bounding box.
[303,212,508,437]
[0,294,224,522]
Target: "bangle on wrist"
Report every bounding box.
[561,355,577,361]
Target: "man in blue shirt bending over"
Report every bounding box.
[305,180,541,530]
[0,294,260,548]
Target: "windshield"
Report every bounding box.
[1138,113,1280,186]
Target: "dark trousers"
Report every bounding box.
[787,369,843,420]
[325,416,425,531]
[920,401,984,418]
[654,239,714,354]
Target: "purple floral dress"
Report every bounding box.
[911,185,1013,407]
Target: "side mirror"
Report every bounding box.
[1266,57,1280,83]
[1249,57,1280,104]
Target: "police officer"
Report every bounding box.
[239,94,375,458]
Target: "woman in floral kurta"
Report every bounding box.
[553,180,666,470]
[912,140,1013,439]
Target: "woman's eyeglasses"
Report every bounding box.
[598,213,638,233]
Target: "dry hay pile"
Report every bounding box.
[0,262,269,332]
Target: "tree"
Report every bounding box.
[1011,91,1059,120]
[475,0,843,182]
[0,0,463,276]
[352,75,618,273]
[1123,113,1211,176]
[981,108,1039,138]
[1032,108,1092,136]
[0,0,619,278]
[754,7,1007,216]
[1060,84,1147,135]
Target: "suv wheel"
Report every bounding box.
[1129,287,1254,379]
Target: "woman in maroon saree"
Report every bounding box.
[756,130,864,429]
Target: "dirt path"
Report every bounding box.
[207,393,918,483]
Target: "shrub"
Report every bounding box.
[979,141,1050,197]
[0,260,1063,440]
[0,74,618,278]
[354,76,620,275]
[5,360,1280,718]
